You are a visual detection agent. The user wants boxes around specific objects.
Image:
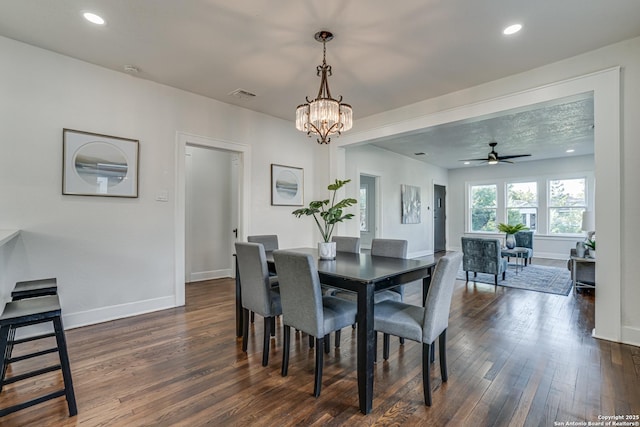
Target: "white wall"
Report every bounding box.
[342,145,448,257]
[334,36,640,346]
[0,35,318,328]
[448,155,595,259]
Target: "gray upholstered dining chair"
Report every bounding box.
[235,242,282,367]
[331,236,361,253]
[374,251,462,406]
[247,234,279,252]
[273,250,357,397]
[332,238,409,345]
[370,238,409,301]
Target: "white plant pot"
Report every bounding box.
[318,241,337,260]
[589,250,596,259]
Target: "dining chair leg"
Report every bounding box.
[383,333,390,360]
[335,329,341,348]
[270,317,276,336]
[314,337,324,397]
[423,342,432,406]
[251,311,255,323]
[439,329,448,382]
[309,335,314,348]
[465,271,469,282]
[430,342,435,363]
[494,275,498,286]
[324,334,330,354]
[281,325,291,376]
[399,337,405,345]
[242,308,250,352]
[262,317,271,366]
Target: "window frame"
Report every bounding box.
[547,176,588,236]
[465,172,593,237]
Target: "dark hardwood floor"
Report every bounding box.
[2,258,639,426]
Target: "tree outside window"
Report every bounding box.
[470,184,497,232]
[548,178,586,234]
[507,182,537,231]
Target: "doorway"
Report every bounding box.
[359,174,378,248]
[185,145,239,283]
[175,132,251,306]
[433,184,446,253]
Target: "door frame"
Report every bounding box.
[175,132,251,306]
[358,172,381,249]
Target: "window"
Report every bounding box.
[548,178,586,234]
[470,184,497,232]
[507,182,537,231]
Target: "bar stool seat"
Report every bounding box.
[12,278,58,301]
[0,295,77,417]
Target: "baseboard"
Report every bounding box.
[189,268,232,282]
[63,295,177,330]
[409,249,433,258]
[621,326,640,347]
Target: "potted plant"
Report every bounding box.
[497,223,528,249]
[292,179,357,259]
[584,235,596,258]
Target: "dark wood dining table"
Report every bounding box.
[234,247,437,415]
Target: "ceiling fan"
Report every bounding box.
[460,142,531,165]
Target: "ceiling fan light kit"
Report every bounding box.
[460,142,531,165]
[296,30,352,144]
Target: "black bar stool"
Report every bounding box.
[12,278,57,301]
[0,295,77,417]
[4,278,59,377]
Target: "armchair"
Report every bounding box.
[461,237,507,286]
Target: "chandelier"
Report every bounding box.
[296,31,352,144]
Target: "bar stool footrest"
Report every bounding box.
[0,389,66,417]
[10,332,56,346]
[9,347,58,364]
[2,364,61,386]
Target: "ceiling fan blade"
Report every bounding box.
[498,159,514,164]
[458,158,488,162]
[498,154,531,160]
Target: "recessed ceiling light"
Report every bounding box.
[464,161,471,165]
[503,24,522,35]
[83,12,105,25]
[566,149,575,153]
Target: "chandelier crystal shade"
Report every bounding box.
[296,31,352,144]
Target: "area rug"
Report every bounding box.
[456,264,572,296]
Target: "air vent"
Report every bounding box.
[228,89,257,99]
[414,152,426,156]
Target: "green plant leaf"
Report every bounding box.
[292,179,356,241]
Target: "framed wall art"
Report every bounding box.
[401,184,421,224]
[62,128,139,197]
[271,164,303,206]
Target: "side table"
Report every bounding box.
[501,247,529,274]
[570,255,596,294]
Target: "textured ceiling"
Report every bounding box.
[0,0,633,166]
[368,93,594,169]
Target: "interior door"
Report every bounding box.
[434,184,446,253]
